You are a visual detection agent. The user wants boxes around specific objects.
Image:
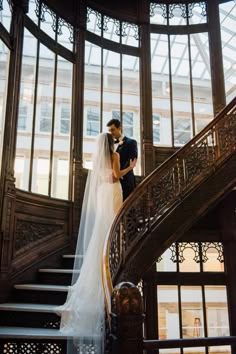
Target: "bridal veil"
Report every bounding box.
[56,133,122,354]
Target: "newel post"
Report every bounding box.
[110,282,144,354]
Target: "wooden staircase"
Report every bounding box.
[103,96,236,301]
[0,98,235,353]
[0,255,75,353]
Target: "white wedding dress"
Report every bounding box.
[56,133,122,354]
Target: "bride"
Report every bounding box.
[56,132,136,354]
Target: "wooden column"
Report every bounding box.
[0,0,27,300]
[139,0,154,176]
[71,1,86,241]
[208,0,226,114]
[219,191,236,354]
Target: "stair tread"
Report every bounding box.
[0,303,58,312]
[62,255,83,258]
[39,268,79,274]
[14,284,69,292]
[0,326,68,339]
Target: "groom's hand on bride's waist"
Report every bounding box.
[112,175,119,183]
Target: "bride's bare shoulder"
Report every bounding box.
[112,152,119,160]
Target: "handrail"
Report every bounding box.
[143,335,236,350]
[102,97,236,317]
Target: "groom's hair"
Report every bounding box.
[106,118,121,128]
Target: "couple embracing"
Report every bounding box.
[56,119,138,354]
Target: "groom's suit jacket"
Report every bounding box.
[116,136,138,201]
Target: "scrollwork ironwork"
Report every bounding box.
[177,242,200,263]
[103,100,235,292]
[150,2,207,20]
[87,6,139,42]
[169,4,186,19]
[201,242,224,263]
[34,0,74,43]
[15,220,63,252]
[188,2,207,18]
[150,3,167,19]
[87,7,102,31]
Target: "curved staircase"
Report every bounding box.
[0,98,235,353]
[103,97,236,300]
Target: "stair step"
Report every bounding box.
[62,255,83,259]
[37,268,78,285]
[12,284,69,305]
[61,254,83,268]
[38,269,79,274]
[14,284,69,292]
[0,303,61,329]
[0,303,56,312]
[0,326,67,339]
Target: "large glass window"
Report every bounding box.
[150,3,214,148]
[83,11,141,174]
[154,242,229,354]
[219,1,236,103]
[15,17,73,199]
[0,0,11,32]
[0,39,10,172]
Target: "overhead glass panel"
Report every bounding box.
[103,17,120,43]
[171,34,192,146]
[86,8,101,36]
[188,2,207,25]
[103,49,121,129]
[57,24,73,51]
[121,24,139,47]
[83,42,101,169]
[0,0,11,32]
[0,39,10,172]
[28,0,38,25]
[51,57,72,199]
[15,29,37,190]
[31,44,54,195]
[219,1,236,102]
[151,33,171,146]
[122,54,141,175]
[150,3,167,25]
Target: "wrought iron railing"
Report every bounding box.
[102,97,236,316]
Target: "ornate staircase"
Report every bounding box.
[103,97,236,305]
[0,97,235,353]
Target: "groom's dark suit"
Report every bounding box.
[116,136,138,201]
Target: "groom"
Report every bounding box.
[107,118,138,201]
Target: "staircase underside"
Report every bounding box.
[116,151,236,284]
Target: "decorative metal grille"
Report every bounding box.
[157,242,224,266]
[202,242,224,263]
[0,341,65,354]
[177,242,201,263]
[87,6,139,41]
[150,2,207,20]
[34,0,74,43]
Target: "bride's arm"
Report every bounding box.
[112,152,136,179]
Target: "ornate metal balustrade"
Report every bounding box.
[103,96,236,315]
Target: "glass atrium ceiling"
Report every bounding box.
[85,1,235,97]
